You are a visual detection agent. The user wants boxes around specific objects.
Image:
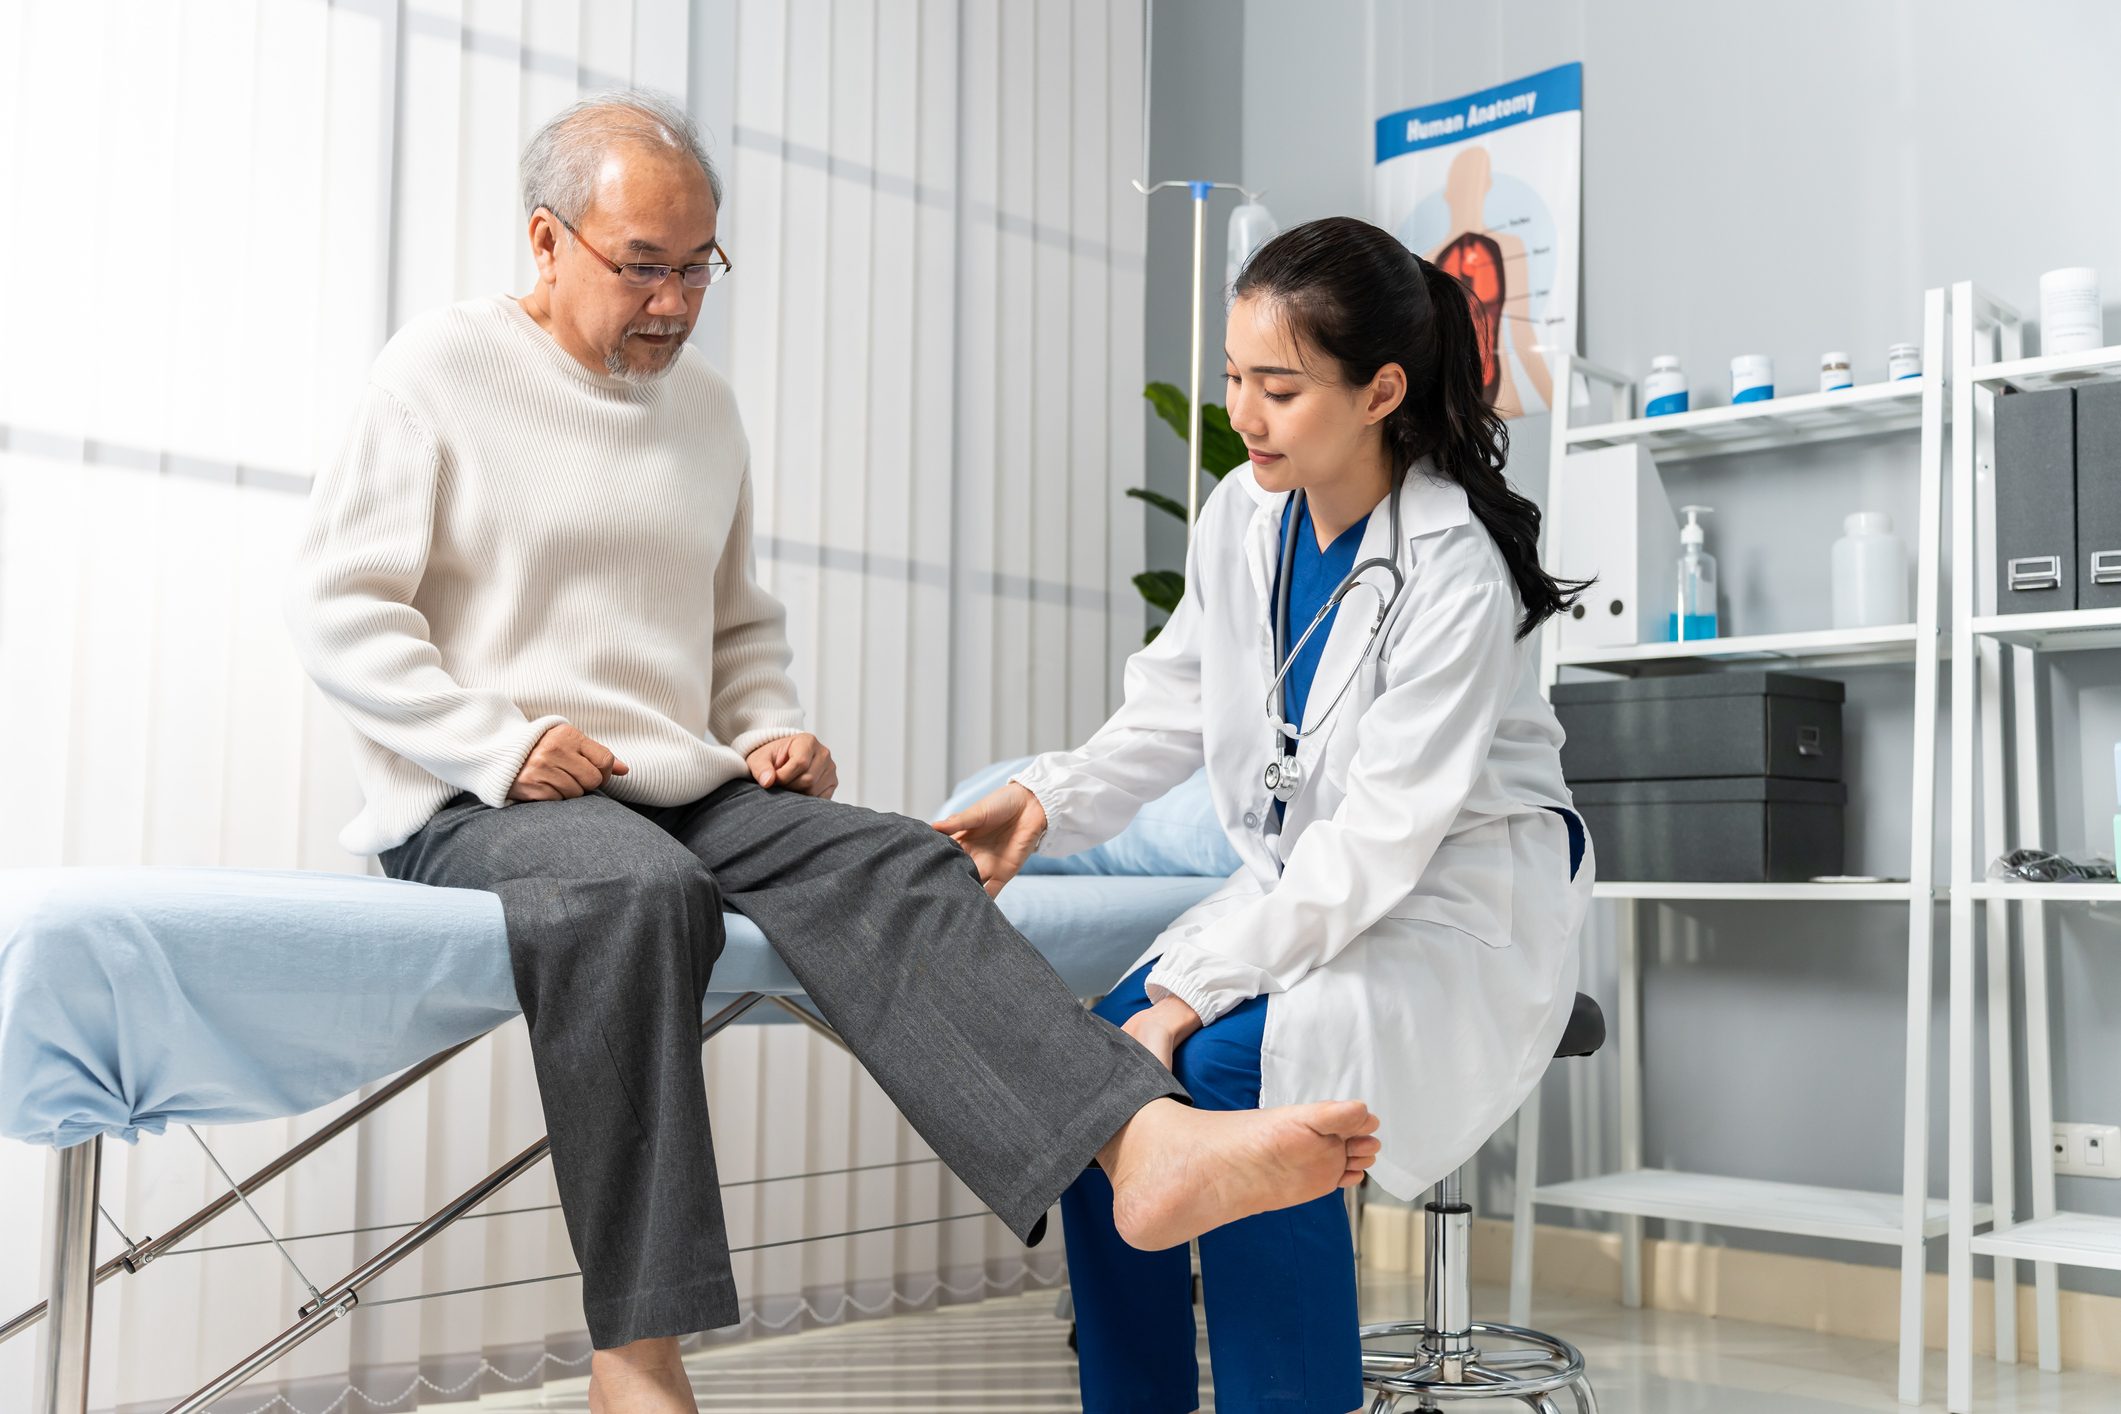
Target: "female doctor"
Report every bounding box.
[936,216,1594,1413]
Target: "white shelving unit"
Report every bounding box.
[1512,291,1954,1409]
[1968,606,2121,653]
[1958,343,2121,396]
[1973,1213,2121,1273]
[1553,623,1925,675]
[1536,1169,1982,1246]
[1593,881,1934,903]
[1563,375,1928,461]
[1945,292,2121,1412]
[1960,881,2121,905]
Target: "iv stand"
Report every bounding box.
[1134,0,1264,549]
[1134,176,1263,548]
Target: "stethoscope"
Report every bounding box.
[1262,483,1407,804]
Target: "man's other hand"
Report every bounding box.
[509,723,628,801]
[747,734,838,798]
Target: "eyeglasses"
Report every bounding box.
[555,213,732,289]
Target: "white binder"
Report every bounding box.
[1550,443,1681,650]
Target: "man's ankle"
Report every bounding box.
[1098,1095,1183,1173]
[593,1335,686,1371]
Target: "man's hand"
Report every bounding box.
[1120,996,1203,1072]
[509,723,627,801]
[931,782,1048,898]
[747,734,838,797]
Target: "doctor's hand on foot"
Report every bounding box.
[509,723,628,801]
[1121,995,1202,1071]
[746,733,838,797]
[931,781,1047,896]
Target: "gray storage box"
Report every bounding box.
[2075,382,2121,609]
[1994,386,2077,614]
[1551,672,1845,783]
[1570,777,1846,882]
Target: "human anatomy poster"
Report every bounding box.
[1373,63,1582,420]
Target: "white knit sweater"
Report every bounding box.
[286,294,806,856]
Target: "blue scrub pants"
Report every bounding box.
[1061,966,1361,1414]
[1061,809,1585,1412]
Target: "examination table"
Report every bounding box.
[2,859,1224,1413]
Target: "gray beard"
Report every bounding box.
[606,330,686,383]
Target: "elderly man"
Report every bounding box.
[286,89,1378,1413]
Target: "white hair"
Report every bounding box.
[519,87,722,222]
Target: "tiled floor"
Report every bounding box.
[475,1274,2119,1412]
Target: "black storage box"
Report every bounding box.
[1569,777,1846,882]
[1551,672,1845,783]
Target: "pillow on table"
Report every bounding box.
[936,756,1240,879]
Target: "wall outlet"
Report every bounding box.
[2051,1122,2121,1178]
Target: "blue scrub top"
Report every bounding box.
[1275,496,1369,819]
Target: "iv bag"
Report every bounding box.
[1226,202,1279,299]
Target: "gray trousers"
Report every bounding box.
[379,781,1185,1348]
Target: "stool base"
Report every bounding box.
[1359,1318,1598,1413]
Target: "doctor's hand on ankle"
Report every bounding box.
[746,734,839,797]
[509,723,628,801]
[930,782,1047,897]
[1121,996,1202,1072]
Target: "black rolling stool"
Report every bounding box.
[1357,992,1606,1414]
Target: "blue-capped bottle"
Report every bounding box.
[1670,505,1719,642]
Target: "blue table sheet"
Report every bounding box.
[0,867,1221,1149]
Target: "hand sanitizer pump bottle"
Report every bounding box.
[1670,505,1719,642]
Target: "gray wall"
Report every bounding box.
[1140,0,1247,620]
[1201,0,2121,1297]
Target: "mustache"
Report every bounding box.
[627,317,690,337]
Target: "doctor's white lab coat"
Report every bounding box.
[1013,459,1593,1200]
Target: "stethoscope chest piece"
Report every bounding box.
[1264,753,1302,803]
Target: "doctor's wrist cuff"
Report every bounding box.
[1143,966,1232,1029]
[1007,773,1062,854]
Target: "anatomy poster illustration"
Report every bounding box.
[1374,63,1582,420]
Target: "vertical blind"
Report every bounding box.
[0,1,1146,1408]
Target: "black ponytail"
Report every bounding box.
[1232,216,1591,639]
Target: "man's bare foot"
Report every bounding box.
[587,1336,698,1414]
[1099,1098,1382,1252]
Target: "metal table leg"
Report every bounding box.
[162,994,766,1413]
[3,1035,480,1350]
[38,1137,102,1414]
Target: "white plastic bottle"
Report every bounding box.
[1831,511,1910,629]
[1730,355,1774,404]
[2039,267,2103,355]
[1670,505,1719,642]
[1645,355,1688,416]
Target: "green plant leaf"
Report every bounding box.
[1199,404,1245,479]
[1143,381,1244,477]
[1125,487,1191,522]
[1144,381,1192,445]
[1133,569,1187,615]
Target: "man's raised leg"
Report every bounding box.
[653,782,1379,1250]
